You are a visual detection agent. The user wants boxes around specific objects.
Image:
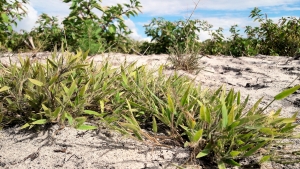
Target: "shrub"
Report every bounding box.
[0,0,28,51]
[62,0,142,54]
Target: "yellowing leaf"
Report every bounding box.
[31,119,47,125]
[28,78,44,87]
[0,86,10,92]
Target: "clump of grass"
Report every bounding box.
[0,50,300,168]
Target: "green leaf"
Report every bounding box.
[274,85,300,100]
[28,78,44,87]
[222,103,228,128]
[196,143,212,158]
[152,116,157,133]
[259,155,271,163]
[68,80,77,97]
[222,159,241,166]
[31,119,47,125]
[65,112,73,126]
[83,110,101,116]
[21,123,30,129]
[180,86,190,106]
[75,117,86,127]
[108,25,116,33]
[244,141,267,157]
[230,151,241,157]
[1,13,9,23]
[192,129,203,142]
[0,86,10,92]
[77,124,97,130]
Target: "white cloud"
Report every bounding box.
[124,19,150,41]
[137,0,299,16]
[14,4,39,32]
[12,0,300,41]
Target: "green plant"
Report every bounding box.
[1,49,300,168]
[62,0,142,53]
[28,13,64,51]
[0,0,28,51]
[143,17,205,55]
[248,7,300,56]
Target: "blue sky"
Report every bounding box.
[15,0,300,41]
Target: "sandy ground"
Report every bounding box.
[0,52,299,169]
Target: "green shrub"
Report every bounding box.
[62,0,142,54]
[0,0,28,51]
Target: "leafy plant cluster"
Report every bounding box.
[1,1,300,168]
[1,0,142,55]
[141,7,300,57]
[202,7,300,57]
[1,51,300,168]
[0,0,28,51]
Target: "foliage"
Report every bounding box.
[0,0,28,51]
[143,16,210,71]
[62,0,142,53]
[247,7,300,56]
[1,50,300,168]
[200,7,300,57]
[143,17,206,54]
[28,13,65,51]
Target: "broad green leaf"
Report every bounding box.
[52,107,62,119]
[65,112,73,125]
[274,85,300,100]
[167,93,175,114]
[222,103,228,128]
[244,141,267,157]
[222,159,241,166]
[61,83,69,95]
[180,86,190,106]
[192,129,203,142]
[28,78,44,86]
[0,86,10,92]
[238,143,254,151]
[31,119,47,125]
[77,124,97,130]
[260,127,274,135]
[21,123,30,129]
[259,155,271,163]
[75,117,86,126]
[228,105,236,125]
[68,80,77,97]
[196,143,212,158]
[230,151,241,157]
[108,25,116,33]
[1,13,9,23]
[83,110,101,116]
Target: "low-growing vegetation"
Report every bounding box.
[1,0,300,168]
[1,50,300,168]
